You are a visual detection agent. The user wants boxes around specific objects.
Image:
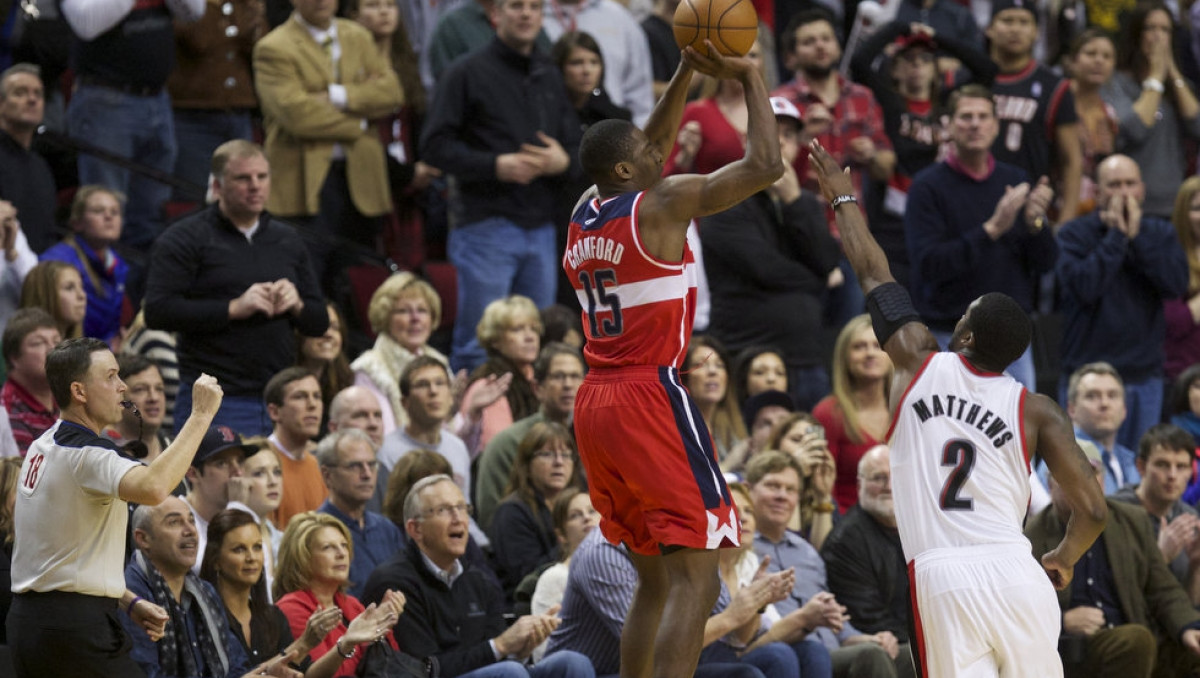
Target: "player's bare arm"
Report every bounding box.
[641,54,697,165]
[1027,392,1107,589]
[809,140,938,391]
[638,45,783,260]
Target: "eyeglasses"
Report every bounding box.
[533,449,575,462]
[423,502,473,519]
[334,460,379,474]
[860,473,891,486]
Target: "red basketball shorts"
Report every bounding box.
[573,365,740,556]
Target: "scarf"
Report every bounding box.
[351,333,449,429]
[134,551,231,677]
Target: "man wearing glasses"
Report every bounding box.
[361,475,595,678]
[316,428,405,599]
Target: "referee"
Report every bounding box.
[7,338,223,677]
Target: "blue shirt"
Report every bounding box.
[753,529,862,652]
[40,236,127,342]
[317,500,407,599]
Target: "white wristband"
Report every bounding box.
[1143,78,1165,93]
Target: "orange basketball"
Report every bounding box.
[672,0,759,57]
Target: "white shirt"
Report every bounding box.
[12,421,140,597]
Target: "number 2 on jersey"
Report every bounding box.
[939,439,976,511]
[578,269,623,337]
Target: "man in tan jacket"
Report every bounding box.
[253,0,402,292]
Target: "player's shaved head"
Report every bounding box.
[580,119,640,183]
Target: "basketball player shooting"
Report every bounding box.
[809,140,1108,677]
[563,43,785,678]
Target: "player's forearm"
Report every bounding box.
[1057,496,1108,567]
[833,200,895,295]
[644,61,695,160]
[740,71,784,181]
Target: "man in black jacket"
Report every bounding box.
[699,97,840,411]
[420,0,581,373]
[360,475,595,678]
[144,140,328,436]
[820,445,916,678]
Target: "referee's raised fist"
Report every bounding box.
[191,374,225,417]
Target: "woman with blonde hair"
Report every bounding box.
[456,295,541,458]
[201,509,389,676]
[20,260,86,340]
[351,272,448,434]
[812,314,892,512]
[766,413,836,549]
[1166,178,1200,386]
[274,512,406,676]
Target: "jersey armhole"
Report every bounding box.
[884,351,938,442]
[629,191,687,271]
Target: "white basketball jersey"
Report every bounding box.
[888,352,1032,563]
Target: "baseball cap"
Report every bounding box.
[991,0,1037,23]
[769,97,805,129]
[742,390,796,429]
[893,32,937,53]
[193,425,256,467]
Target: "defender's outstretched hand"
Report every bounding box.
[809,140,854,203]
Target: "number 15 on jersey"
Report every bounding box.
[578,269,624,338]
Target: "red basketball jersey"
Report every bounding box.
[564,191,697,369]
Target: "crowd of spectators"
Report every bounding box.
[7,0,1200,675]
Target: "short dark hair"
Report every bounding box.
[533,342,584,383]
[2,307,56,370]
[540,304,583,346]
[964,293,1030,371]
[46,337,110,409]
[263,366,317,407]
[1137,423,1195,463]
[580,119,639,184]
[398,355,449,398]
[117,354,159,381]
[781,8,837,56]
[947,84,996,116]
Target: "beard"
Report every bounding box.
[801,63,835,80]
[860,493,895,523]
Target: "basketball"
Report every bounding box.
[672,0,759,57]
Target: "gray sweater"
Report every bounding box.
[1103,71,1200,217]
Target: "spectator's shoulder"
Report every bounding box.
[334,17,374,44]
[255,19,304,53]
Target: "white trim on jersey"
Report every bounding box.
[627,193,686,271]
[664,367,726,498]
[573,264,699,312]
